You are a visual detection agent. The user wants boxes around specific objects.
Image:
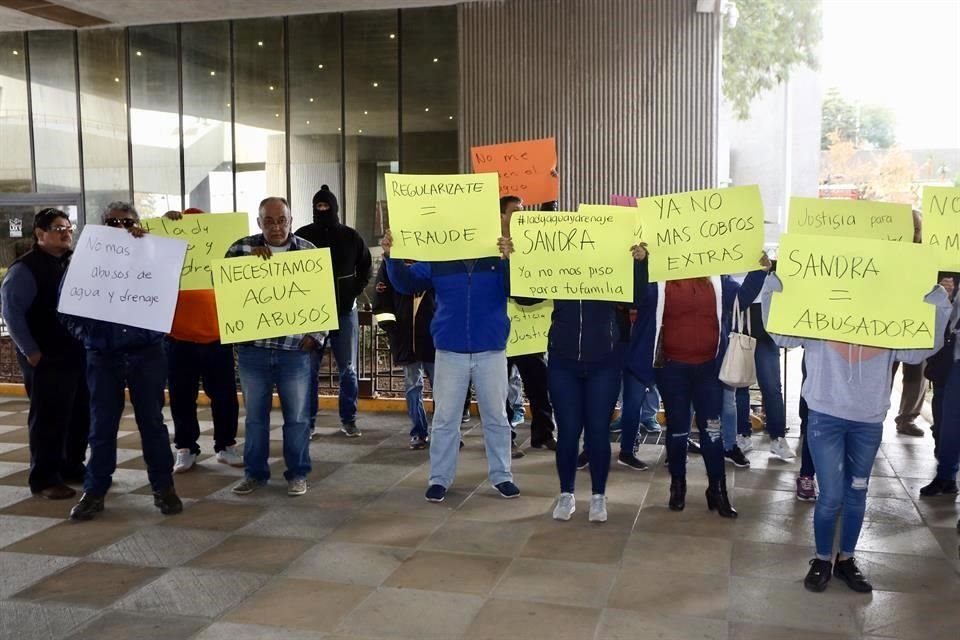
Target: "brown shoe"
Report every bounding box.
[34,484,77,500]
[896,422,924,437]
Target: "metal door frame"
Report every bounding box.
[0,193,86,229]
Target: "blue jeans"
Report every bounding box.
[755,339,786,439]
[238,346,312,483]
[656,361,725,482]
[551,362,621,495]
[720,386,752,451]
[404,361,434,439]
[933,358,960,481]
[619,370,659,454]
[85,344,173,497]
[806,409,883,558]
[429,350,512,488]
[309,307,359,426]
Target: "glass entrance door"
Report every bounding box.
[0,194,83,280]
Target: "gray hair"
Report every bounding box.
[101,201,140,224]
[258,197,290,218]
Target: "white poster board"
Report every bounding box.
[58,225,188,333]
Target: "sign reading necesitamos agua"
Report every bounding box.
[140,213,248,290]
[788,197,914,242]
[211,249,340,344]
[766,234,939,349]
[507,300,553,357]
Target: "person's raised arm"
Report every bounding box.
[380,230,432,295]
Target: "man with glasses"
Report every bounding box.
[228,197,326,497]
[62,202,182,520]
[1,209,88,499]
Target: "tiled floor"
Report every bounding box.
[0,374,958,640]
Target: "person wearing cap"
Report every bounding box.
[295,186,372,438]
[1,208,88,500]
[161,208,242,474]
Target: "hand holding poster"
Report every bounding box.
[509,208,634,302]
[766,234,939,349]
[638,185,764,281]
[140,213,248,289]
[471,138,560,205]
[788,197,914,242]
[211,249,339,344]
[385,173,501,261]
[922,186,960,270]
[58,225,187,333]
[507,300,553,357]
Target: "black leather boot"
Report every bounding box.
[69,493,105,521]
[706,477,738,518]
[669,475,686,511]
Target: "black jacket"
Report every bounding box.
[295,221,372,317]
[372,261,435,364]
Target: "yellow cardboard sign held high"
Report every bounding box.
[788,198,914,242]
[140,213,249,290]
[922,186,960,270]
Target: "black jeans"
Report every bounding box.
[17,351,89,492]
[507,353,556,444]
[166,338,239,454]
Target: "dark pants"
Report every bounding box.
[17,351,89,492]
[932,358,960,481]
[166,338,239,454]
[891,361,927,425]
[656,360,725,482]
[506,353,555,444]
[85,344,174,497]
[798,358,816,477]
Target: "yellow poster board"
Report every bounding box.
[141,213,249,290]
[211,249,340,344]
[637,185,765,281]
[922,186,960,270]
[509,208,634,302]
[788,197,913,242]
[766,234,939,349]
[507,300,553,357]
[385,173,502,261]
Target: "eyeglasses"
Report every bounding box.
[48,224,74,233]
[105,217,138,229]
[261,217,289,228]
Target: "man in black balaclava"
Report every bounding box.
[295,185,372,438]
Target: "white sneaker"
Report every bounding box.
[736,434,754,453]
[216,446,243,468]
[552,493,576,521]
[588,494,608,523]
[287,477,308,496]
[770,437,796,461]
[173,448,197,474]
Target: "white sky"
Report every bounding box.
[820,0,960,150]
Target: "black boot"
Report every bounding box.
[705,477,738,518]
[669,475,686,511]
[153,487,183,515]
[69,493,105,521]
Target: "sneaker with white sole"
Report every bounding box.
[216,446,243,467]
[588,494,608,522]
[341,421,361,438]
[232,478,263,495]
[173,448,197,474]
[736,434,753,453]
[287,477,308,496]
[553,493,576,520]
[770,437,796,461]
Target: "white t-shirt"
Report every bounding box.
[268,242,291,253]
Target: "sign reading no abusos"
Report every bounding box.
[211,249,339,344]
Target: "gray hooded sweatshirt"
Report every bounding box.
[761,274,951,424]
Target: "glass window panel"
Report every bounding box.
[289,14,342,226]
[0,33,32,193]
[182,21,232,214]
[401,7,459,175]
[28,31,81,194]
[234,18,286,233]
[129,24,181,217]
[344,10,398,246]
[78,28,129,220]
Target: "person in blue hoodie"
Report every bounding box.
[379,230,519,504]
[60,202,182,521]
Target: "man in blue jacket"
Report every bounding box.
[61,202,182,521]
[380,230,519,503]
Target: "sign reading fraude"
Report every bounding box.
[788,198,914,242]
[922,186,960,270]
[471,137,559,205]
[507,300,553,357]
[509,209,634,302]
[140,213,248,289]
[211,249,340,344]
[766,234,939,349]
[385,173,502,261]
[638,185,764,281]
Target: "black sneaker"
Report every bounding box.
[425,484,447,503]
[341,421,362,438]
[919,477,958,498]
[69,493,105,521]
[833,556,872,593]
[804,558,833,593]
[530,437,558,451]
[617,451,649,471]
[409,435,428,450]
[724,446,751,468]
[493,481,520,498]
[511,440,526,459]
[577,451,589,470]
[153,487,183,515]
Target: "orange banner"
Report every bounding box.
[470,137,560,206]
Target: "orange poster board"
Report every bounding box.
[470,137,560,206]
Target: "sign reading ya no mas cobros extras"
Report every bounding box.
[211,249,340,345]
[766,234,939,349]
[58,225,188,333]
[385,173,502,261]
[638,185,765,281]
